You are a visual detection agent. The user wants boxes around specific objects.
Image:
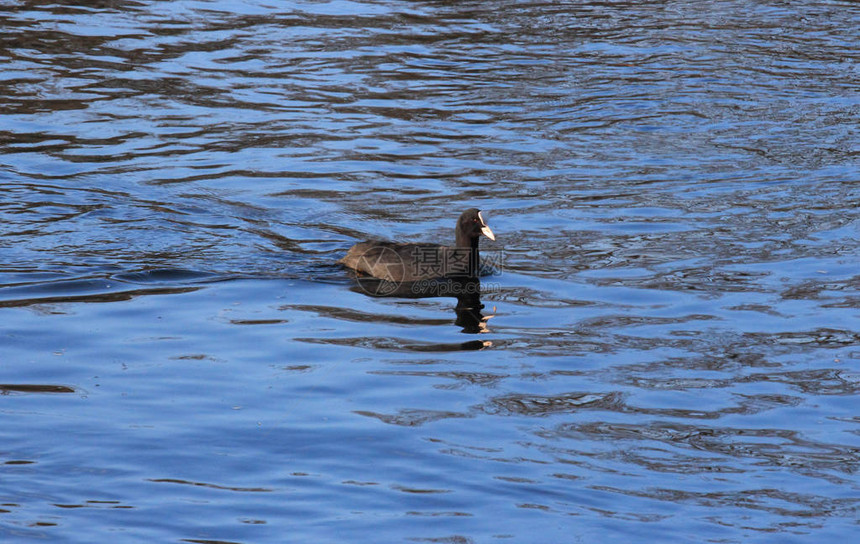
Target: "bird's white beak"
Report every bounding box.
[478,211,495,241]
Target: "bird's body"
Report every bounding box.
[338,208,495,283]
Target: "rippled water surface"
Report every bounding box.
[2,1,859,542]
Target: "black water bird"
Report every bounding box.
[338,208,496,283]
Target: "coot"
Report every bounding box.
[338,208,496,282]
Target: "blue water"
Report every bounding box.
[2,1,859,542]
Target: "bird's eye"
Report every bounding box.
[472,218,478,223]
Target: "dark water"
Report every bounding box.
[2,1,859,542]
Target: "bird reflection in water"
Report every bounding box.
[349,275,494,342]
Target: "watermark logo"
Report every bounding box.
[407,247,505,278]
[353,246,405,296]
[408,278,502,296]
[479,250,505,277]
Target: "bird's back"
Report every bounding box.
[339,241,463,282]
